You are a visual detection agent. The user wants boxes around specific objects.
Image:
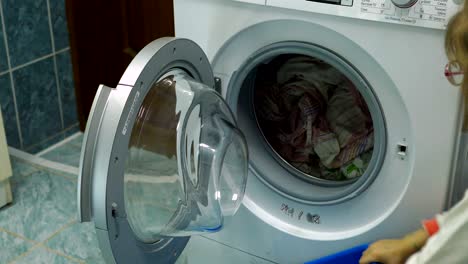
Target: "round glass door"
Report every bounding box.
[124,70,248,243]
[78,38,249,264]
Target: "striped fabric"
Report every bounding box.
[255,56,374,181]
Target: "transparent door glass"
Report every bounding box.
[124,70,247,243]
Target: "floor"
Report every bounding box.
[37,133,83,168]
[2,133,277,264]
[0,133,105,264]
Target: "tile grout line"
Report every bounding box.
[22,131,65,153]
[0,203,78,246]
[53,53,66,130]
[0,228,43,264]
[7,243,43,264]
[0,0,24,149]
[41,219,84,263]
[46,0,65,130]
[36,131,81,156]
[4,220,82,264]
[42,246,84,263]
[0,49,68,78]
[0,48,69,76]
[45,0,56,54]
[8,243,82,264]
[0,227,38,244]
[23,123,78,152]
[56,46,70,54]
[9,52,55,72]
[41,219,76,245]
[43,219,77,244]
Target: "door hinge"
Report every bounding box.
[111,202,124,239]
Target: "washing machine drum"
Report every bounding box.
[77,38,248,263]
[252,55,375,183]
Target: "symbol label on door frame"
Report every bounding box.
[122,91,141,135]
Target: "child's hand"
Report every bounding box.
[359,239,415,264]
[359,229,429,264]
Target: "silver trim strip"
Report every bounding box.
[78,85,113,222]
[92,85,132,230]
[96,228,117,264]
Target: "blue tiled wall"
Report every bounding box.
[0,0,78,152]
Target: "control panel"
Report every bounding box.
[234,0,462,29]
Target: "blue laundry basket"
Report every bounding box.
[304,243,380,264]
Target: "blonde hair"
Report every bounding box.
[446,8,468,77]
[445,7,468,130]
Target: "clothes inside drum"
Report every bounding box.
[253,55,374,182]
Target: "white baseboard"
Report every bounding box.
[8,147,79,176]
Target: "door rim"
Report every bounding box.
[80,38,215,263]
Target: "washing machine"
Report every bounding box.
[78,0,464,263]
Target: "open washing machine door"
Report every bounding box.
[77,38,248,264]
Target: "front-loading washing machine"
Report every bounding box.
[78,0,464,263]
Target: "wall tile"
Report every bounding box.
[0,74,21,148]
[24,131,64,154]
[56,51,77,128]
[0,23,8,72]
[63,124,79,138]
[2,0,52,67]
[12,57,61,149]
[49,0,69,50]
